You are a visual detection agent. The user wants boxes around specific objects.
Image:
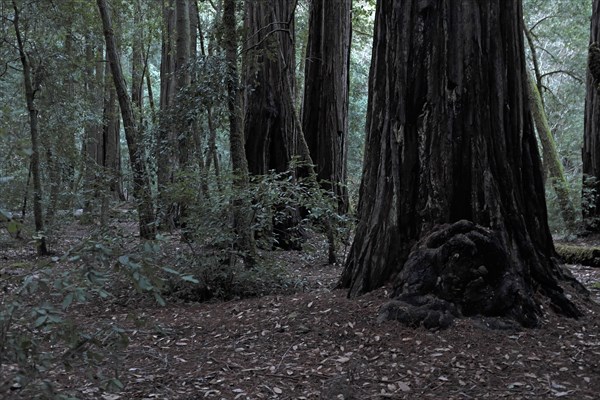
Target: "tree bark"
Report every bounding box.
[302,0,351,214]
[12,0,48,255]
[583,0,600,231]
[243,0,297,175]
[340,0,580,328]
[97,0,156,239]
[243,0,310,249]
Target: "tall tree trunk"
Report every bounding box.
[243,0,309,249]
[157,0,177,229]
[302,0,351,214]
[196,9,221,189]
[583,0,600,232]
[129,0,145,219]
[104,59,124,202]
[82,39,104,220]
[188,0,210,198]
[175,0,191,168]
[223,0,257,266]
[243,0,297,175]
[132,0,145,127]
[340,0,580,329]
[527,73,578,232]
[12,0,48,255]
[97,0,156,239]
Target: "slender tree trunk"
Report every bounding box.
[196,11,222,189]
[12,0,48,255]
[527,73,579,232]
[82,39,104,221]
[157,0,177,229]
[223,0,256,266]
[97,0,156,239]
[146,66,157,124]
[45,146,59,223]
[130,0,145,212]
[175,0,191,168]
[186,0,210,198]
[302,0,351,214]
[340,0,580,329]
[583,0,600,231]
[132,0,145,127]
[104,61,123,201]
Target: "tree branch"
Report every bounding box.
[529,14,559,33]
[539,70,584,84]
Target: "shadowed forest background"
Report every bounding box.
[2,0,600,399]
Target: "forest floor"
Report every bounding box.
[1,219,600,400]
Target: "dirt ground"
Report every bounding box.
[1,223,600,400]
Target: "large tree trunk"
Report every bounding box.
[243,0,297,174]
[583,0,600,231]
[97,0,156,239]
[340,0,580,329]
[12,0,48,255]
[243,0,308,249]
[302,0,351,214]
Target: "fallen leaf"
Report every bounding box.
[397,381,411,392]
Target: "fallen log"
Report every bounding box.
[555,243,600,268]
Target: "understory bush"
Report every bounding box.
[161,166,351,300]
[0,166,350,399]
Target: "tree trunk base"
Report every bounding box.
[379,220,580,330]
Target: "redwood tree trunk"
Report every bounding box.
[340,0,580,328]
[243,0,297,174]
[302,0,351,213]
[243,0,307,249]
[583,0,600,231]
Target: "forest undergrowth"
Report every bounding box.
[1,215,600,400]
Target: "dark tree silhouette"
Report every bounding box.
[243,0,297,175]
[340,0,581,329]
[302,0,351,213]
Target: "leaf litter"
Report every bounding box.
[1,230,600,399]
